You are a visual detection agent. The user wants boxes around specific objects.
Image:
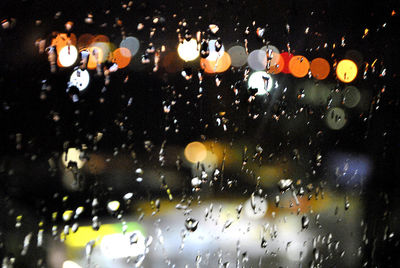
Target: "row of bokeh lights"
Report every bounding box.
[53,33,139,91]
[53,32,359,94]
[54,33,137,71]
[177,38,359,83]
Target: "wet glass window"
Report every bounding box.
[0,0,399,267]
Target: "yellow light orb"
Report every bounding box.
[184,142,207,163]
[87,46,104,70]
[336,59,358,83]
[62,148,86,169]
[177,39,199,62]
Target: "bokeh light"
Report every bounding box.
[93,34,110,43]
[227,45,247,67]
[54,33,77,53]
[87,46,104,70]
[112,47,131,68]
[69,69,90,91]
[298,80,331,106]
[120,36,140,57]
[77,33,95,49]
[310,57,330,80]
[63,260,82,268]
[261,44,280,55]
[343,86,361,108]
[200,52,231,74]
[244,195,267,220]
[58,45,78,67]
[207,39,225,61]
[177,38,199,62]
[248,71,273,95]
[247,49,267,71]
[280,52,293,74]
[92,42,111,63]
[288,55,310,78]
[262,45,281,72]
[326,107,347,130]
[100,231,146,259]
[267,52,284,74]
[61,148,86,169]
[336,59,358,83]
[184,142,207,163]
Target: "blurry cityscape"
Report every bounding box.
[0,0,399,267]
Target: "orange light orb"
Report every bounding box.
[77,33,95,49]
[87,46,104,70]
[267,52,284,74]
[93,35,110,43]
[184,142,207,163]
[310,58,330,80]
[112,48,131,69]
[336,59,358,83]
[200,52,231,74]
[53,33,77,54]
[288,55,310,78]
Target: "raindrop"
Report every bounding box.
[107,200,120,212]
[185,218,199,232]
[275,195,280,207]
[345,199,350,210]
[123,192,134,200]
[277,179,293,192]
[92,216,100,231]
[223,219,233,231]
[302,215,310,229]
[72,222,79,233]
[62,210,74,221]
[130,232,139,244]
[21,232,32,256]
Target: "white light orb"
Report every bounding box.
[61,148,86,169]
[69,69,90,91]
[177,39,199,62]
[100,231,146,259]
[58,45,78,67]
[247,49,267,71]
[244,195,268,220]
[206,39,225,61]
[63,261,82,268]
[248,71,273,95]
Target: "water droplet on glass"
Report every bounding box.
[277,179,293,192]
[185,217,199,232]
[62,210,74,221]
[302,215,310,229]
[107,200,120,212]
